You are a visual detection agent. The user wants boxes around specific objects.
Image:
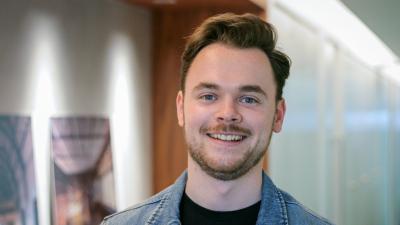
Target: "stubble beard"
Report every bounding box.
[185,124,273,181]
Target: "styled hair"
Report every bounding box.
[180,13,291,100]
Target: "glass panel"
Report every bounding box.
[269,5,400,225]
[339,54,388,225]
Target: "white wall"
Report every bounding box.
[0,0,152,224]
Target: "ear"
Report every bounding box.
[176,90,184,127]
[273,98,286,133]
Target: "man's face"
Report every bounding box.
[176,43,285,181]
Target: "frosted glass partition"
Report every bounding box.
[269,6,400,225]
[387,80,400,225]
[340,54,387,225]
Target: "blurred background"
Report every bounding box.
[0,0,398,224]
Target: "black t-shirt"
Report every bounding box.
[179,192,260,225]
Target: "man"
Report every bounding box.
[102,13,332,225]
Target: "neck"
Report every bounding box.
[185,157,263,211]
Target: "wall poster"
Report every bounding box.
[51,117,116,225]
[0,115,38,225]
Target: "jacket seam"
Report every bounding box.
[103,188,174,221]
[146,191,171,225]
[276,189,289,225]
[103,200,161,221]
[285,201,332,224]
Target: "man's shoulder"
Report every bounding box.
[101,186,174,225]
[101,171,187,224]
[278,189,334,225]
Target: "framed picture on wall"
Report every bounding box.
[0,115,38,225]
[50,116,116,225]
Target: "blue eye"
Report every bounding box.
[200,94,217,101]
[239,96,259,104]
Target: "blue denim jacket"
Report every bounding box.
[101,171,333,225]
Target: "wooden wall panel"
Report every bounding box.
[152,7,264,193]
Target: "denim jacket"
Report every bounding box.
[101,171,333,225]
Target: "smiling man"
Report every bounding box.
[102,13,332,225]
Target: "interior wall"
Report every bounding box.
[0,0,152,224]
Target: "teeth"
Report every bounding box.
[209,134,243,141]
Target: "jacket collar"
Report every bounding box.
[146,170,288,225]
[145,172,186,225]
[256,172,288,225]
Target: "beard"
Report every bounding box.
[185,123,273,181]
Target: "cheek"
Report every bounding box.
[184,103,210,127]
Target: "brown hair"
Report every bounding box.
[180,13,291,100]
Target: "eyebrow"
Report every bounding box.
[193,82,219,91]
[239,85,267,97]
[193,82,267,97]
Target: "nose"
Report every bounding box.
[216,99,242,123]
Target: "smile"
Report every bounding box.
[207,133,246,142]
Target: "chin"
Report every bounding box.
[205,151,244,166]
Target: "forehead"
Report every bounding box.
[185,43,276,95]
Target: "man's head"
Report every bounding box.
[176,13,291,181]
[180,13,291,101]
